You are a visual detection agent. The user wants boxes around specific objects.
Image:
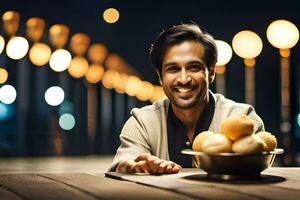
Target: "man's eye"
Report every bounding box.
[167,66,179,72]
[188,65,201,71]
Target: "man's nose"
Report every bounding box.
[178,69,191,84]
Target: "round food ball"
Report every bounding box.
[220,115,254,141]
[202,134,232,154]
[192,131,215,152]
[256,131,277,151]
[232,134,264,154]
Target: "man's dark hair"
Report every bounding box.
[149,23,217,75]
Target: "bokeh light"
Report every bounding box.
[114,73,129,94]
[136,81,154,102]
[297,113,300,127]
[0,68,8,84]
[59,113,75,130]
[149,86,166,102]
[44,86,65,106]
[6,36,29,60]
[58,101,74,115]
[0,84,17,104]
[0,103,14,120]
[103,8,120,24]
[87,43,108,64]
[125,76,142,96]
[267,19,299,49]
[232,30,263,59]
[70,33,90,56]
[0,35,5,54]
[102,69,120,89]
[68,56,89,78]
[85,64,105,83]
[29,43,52,66]
[49,49,72,72]
[49,24,69,49]
[215,40,232,66]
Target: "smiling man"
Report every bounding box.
[110,23,265,174]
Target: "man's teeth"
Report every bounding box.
[177,88,192,93]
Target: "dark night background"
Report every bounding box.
[0,0,299,166]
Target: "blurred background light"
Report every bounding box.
[58,101,74,115]
[44,86,65,106]
[70,33,90,56]
[49,49,72,72]
[85,64,104,83]
[49,24,69,49]
[68,56,89,78]
[215,40,232,67]
[136,81,154,102]
[0,35,5,54]
[26,17,45,43]
[103,8,120,24]
[297,113,300,127]
[232,30,263,59]
[0,84,17,104]
[267,19,299,49]
[0,68,8,84]
[149,86,166,102]
[2,11,20,36]
[87,43,108,64]
[29,43,52,66]
[6,36,29,60]
[125,76,142,96]
[114,73,128,94]
[59,113,75,130]
[102,69,119,89]
[0,102,14,120]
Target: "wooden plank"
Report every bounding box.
[0,174,99,200]
[0,187,23,200]
[43,173,195,200]
[104,171,262,200]
[180,173,300,200]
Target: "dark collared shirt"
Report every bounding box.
[167,92,215,167]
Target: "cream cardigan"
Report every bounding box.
[110,93,265,171]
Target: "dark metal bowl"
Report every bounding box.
[181,148,284,180]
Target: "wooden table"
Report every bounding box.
[0,156,299,200]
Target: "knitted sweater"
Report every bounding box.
[109,93,265,171]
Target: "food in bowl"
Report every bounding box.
[192,115,278,154]
[220,115,254,141]
[232,134,265,153]
[202,134,232,154]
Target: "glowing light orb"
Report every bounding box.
[44,86,65,106]
[6,36,29,60]
[0,84,17,104]
[49,49,72,72]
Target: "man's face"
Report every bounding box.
[160,40,214,109]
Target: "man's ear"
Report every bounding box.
[156,70,163,85]
[209,65,216,83]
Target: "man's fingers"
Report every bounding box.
[134,160,151,173]
[147,157,164,174]
[135,153,151,162]
[157,162,167,174]
[172,164,182,173]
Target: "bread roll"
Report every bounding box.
[256,131,277,151]
[202,134,232,154]
[232,134,264,154]
[220,115,254,141]
[192,131,215,152]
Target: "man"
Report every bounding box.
[110,23,264,174]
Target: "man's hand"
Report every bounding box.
[116,153,182,174]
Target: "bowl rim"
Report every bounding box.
[181,148,284,157]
